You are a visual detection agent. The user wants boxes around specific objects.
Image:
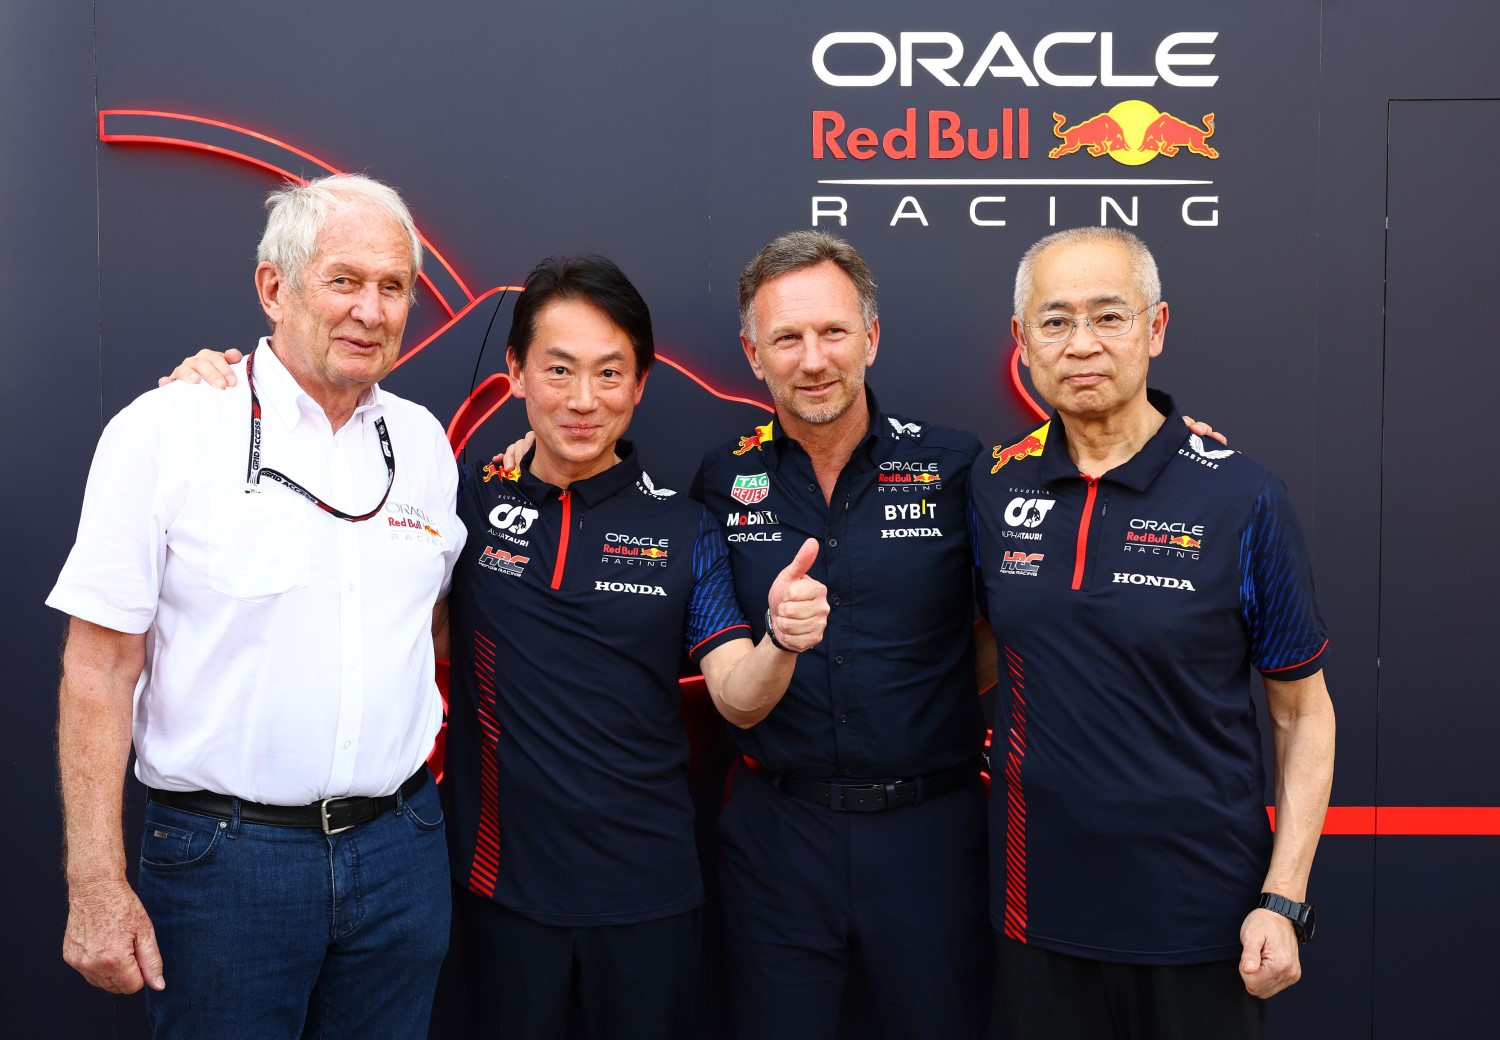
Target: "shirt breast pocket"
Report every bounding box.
[206,490,311,601]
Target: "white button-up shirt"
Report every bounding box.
[48,342,465,803]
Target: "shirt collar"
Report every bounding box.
[517,440,645,506]
[251,337,384,433]
[764,385,884,467]
[1037,388,1181,491]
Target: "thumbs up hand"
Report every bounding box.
[765,538,829,654]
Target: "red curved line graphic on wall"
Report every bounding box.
[100,110,475,316]
[98,107,773,450]
[1009,343,1049,422]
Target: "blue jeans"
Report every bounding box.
[137,774,450,1040]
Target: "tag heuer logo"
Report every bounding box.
[731,473,770,505]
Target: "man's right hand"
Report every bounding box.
[63,878,165,994]
[158,348,243,388]
[492,431,535,474]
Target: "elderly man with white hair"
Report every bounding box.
[48,173,465,1039]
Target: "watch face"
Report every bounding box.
[1299,903,1317,942]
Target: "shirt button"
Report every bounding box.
[833,597,841,606]
[828,538,838,547]
[839,714,849,723]
[808,483,817,493]
[342,741,351,750]
[835,655,844,664]
[347,583,356,592]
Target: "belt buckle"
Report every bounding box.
[320,796,357,835]
[831,782,891,812]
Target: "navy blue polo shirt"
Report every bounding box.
[445,442,749,927]
[969,391,1328,964]
[689,389,986,779]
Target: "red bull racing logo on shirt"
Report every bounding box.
[1124,519,1205,560]
[602,532,670,567]
[878,460,943,492]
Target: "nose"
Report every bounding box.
[567,377,598,413]
[350,283,384,327]
[1066,321,1105,356]
[800,335,830,373]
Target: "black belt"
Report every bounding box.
[149,769,427,835]
[749,758,979,812]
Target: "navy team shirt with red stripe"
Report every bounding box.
[445,442,749,926]
[970,391,1328,964]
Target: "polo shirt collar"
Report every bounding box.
[762,385,885,468]
[516,440,645,506]
[251,337,384,433]
[1037,388,1181,491]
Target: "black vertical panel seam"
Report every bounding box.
[1374,96,1392,1035]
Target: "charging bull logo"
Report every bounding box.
[991,424,1051,474]
[1050,102,1218,164]
[1048,112,1128,158]
[733,422,775,456]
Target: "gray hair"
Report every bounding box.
[257,173,423,296]
[738,230,878,342]
[1013,226,1161,318]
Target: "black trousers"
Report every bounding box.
[458,888,701,1040]
[719,763,994,1040]
[996,936,1267,1040]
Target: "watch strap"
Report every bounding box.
[1258,891,1314,943]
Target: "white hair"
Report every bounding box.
[1013,226,1160,318]
[257,173,422,296]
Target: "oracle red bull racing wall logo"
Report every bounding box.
[806,28,1223,231]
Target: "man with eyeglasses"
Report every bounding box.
[970,227,1335,1039]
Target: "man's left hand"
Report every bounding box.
[765,538,829,654]
[1181,415,1227,446]
[1238,907,1302,998]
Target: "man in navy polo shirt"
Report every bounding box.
[970,227,1335,1039]
[691,231,994,1040]
[442,255,830,1040]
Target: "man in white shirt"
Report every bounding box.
[48,173,465,1039]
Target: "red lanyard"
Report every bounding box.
[244,351,395,522]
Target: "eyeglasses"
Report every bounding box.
[1022,304,1154,345]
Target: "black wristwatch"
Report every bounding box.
[1257,892,1316,943]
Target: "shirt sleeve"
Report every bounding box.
[967,486,992,621]
[436,453,466,597]
[1239,473,1328,679]
[685,507,751,660]
[45,393,170,634]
